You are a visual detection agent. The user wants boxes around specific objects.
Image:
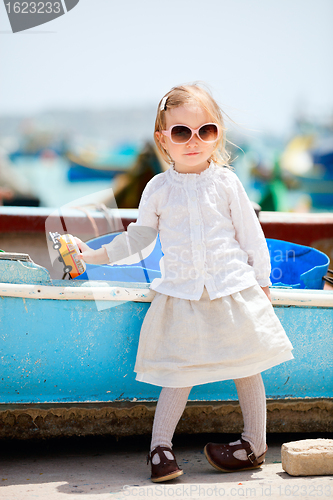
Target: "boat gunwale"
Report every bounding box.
[0,282,332,307]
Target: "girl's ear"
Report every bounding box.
[155,131,167,150]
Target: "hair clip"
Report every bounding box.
[160,96,168,112]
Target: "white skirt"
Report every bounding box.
[134,285,294,388]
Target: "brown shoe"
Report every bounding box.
[204,439,268,472]
[147,446,184,482]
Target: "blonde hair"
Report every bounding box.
[154,83,231,168]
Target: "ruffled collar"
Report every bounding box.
[168,161,216,185]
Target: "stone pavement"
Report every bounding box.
[0,433,332,500]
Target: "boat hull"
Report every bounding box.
[1,284,332,404]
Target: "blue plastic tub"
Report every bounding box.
[267,238,329,289]
[75,232,163,283]
[75,233,329,290]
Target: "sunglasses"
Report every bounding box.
[161,123,220,144]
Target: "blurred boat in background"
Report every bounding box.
[226,114,332,212]
[66,143,139,181]
[281,135,333,209]
[0,141,165,208]
[6,120,69,162]
[0,146,40,206]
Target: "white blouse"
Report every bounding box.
[103,161,271,300]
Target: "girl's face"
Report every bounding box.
[156,105,218,174]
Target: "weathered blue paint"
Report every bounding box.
[0,258,332,404]
[0,258,51,285]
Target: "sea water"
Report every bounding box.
[11,156,116,208]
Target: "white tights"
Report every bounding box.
[150,374,266,464]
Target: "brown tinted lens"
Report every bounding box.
[199,124,218,142]
[171,125,192,143]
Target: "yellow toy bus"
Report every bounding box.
[49,232,86,279]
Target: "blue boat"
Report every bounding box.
[281,135,333,208]
[66,144,138,182]
[0,243,332,438]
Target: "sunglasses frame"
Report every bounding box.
[161,123,220,144]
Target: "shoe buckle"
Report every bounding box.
[247,451,256,464]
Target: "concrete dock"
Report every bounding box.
[1,433,332,500]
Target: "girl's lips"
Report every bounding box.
[185,152,200,156]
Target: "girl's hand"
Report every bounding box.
[74,237,109,265]
[261,286,272,303]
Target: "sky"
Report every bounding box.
[0,0,333,135]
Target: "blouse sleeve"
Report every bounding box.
[227,173,271,287]
[102,178,159,265]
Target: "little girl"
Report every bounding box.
[75,84,293,482]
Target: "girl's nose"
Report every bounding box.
[187,133,200,146]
